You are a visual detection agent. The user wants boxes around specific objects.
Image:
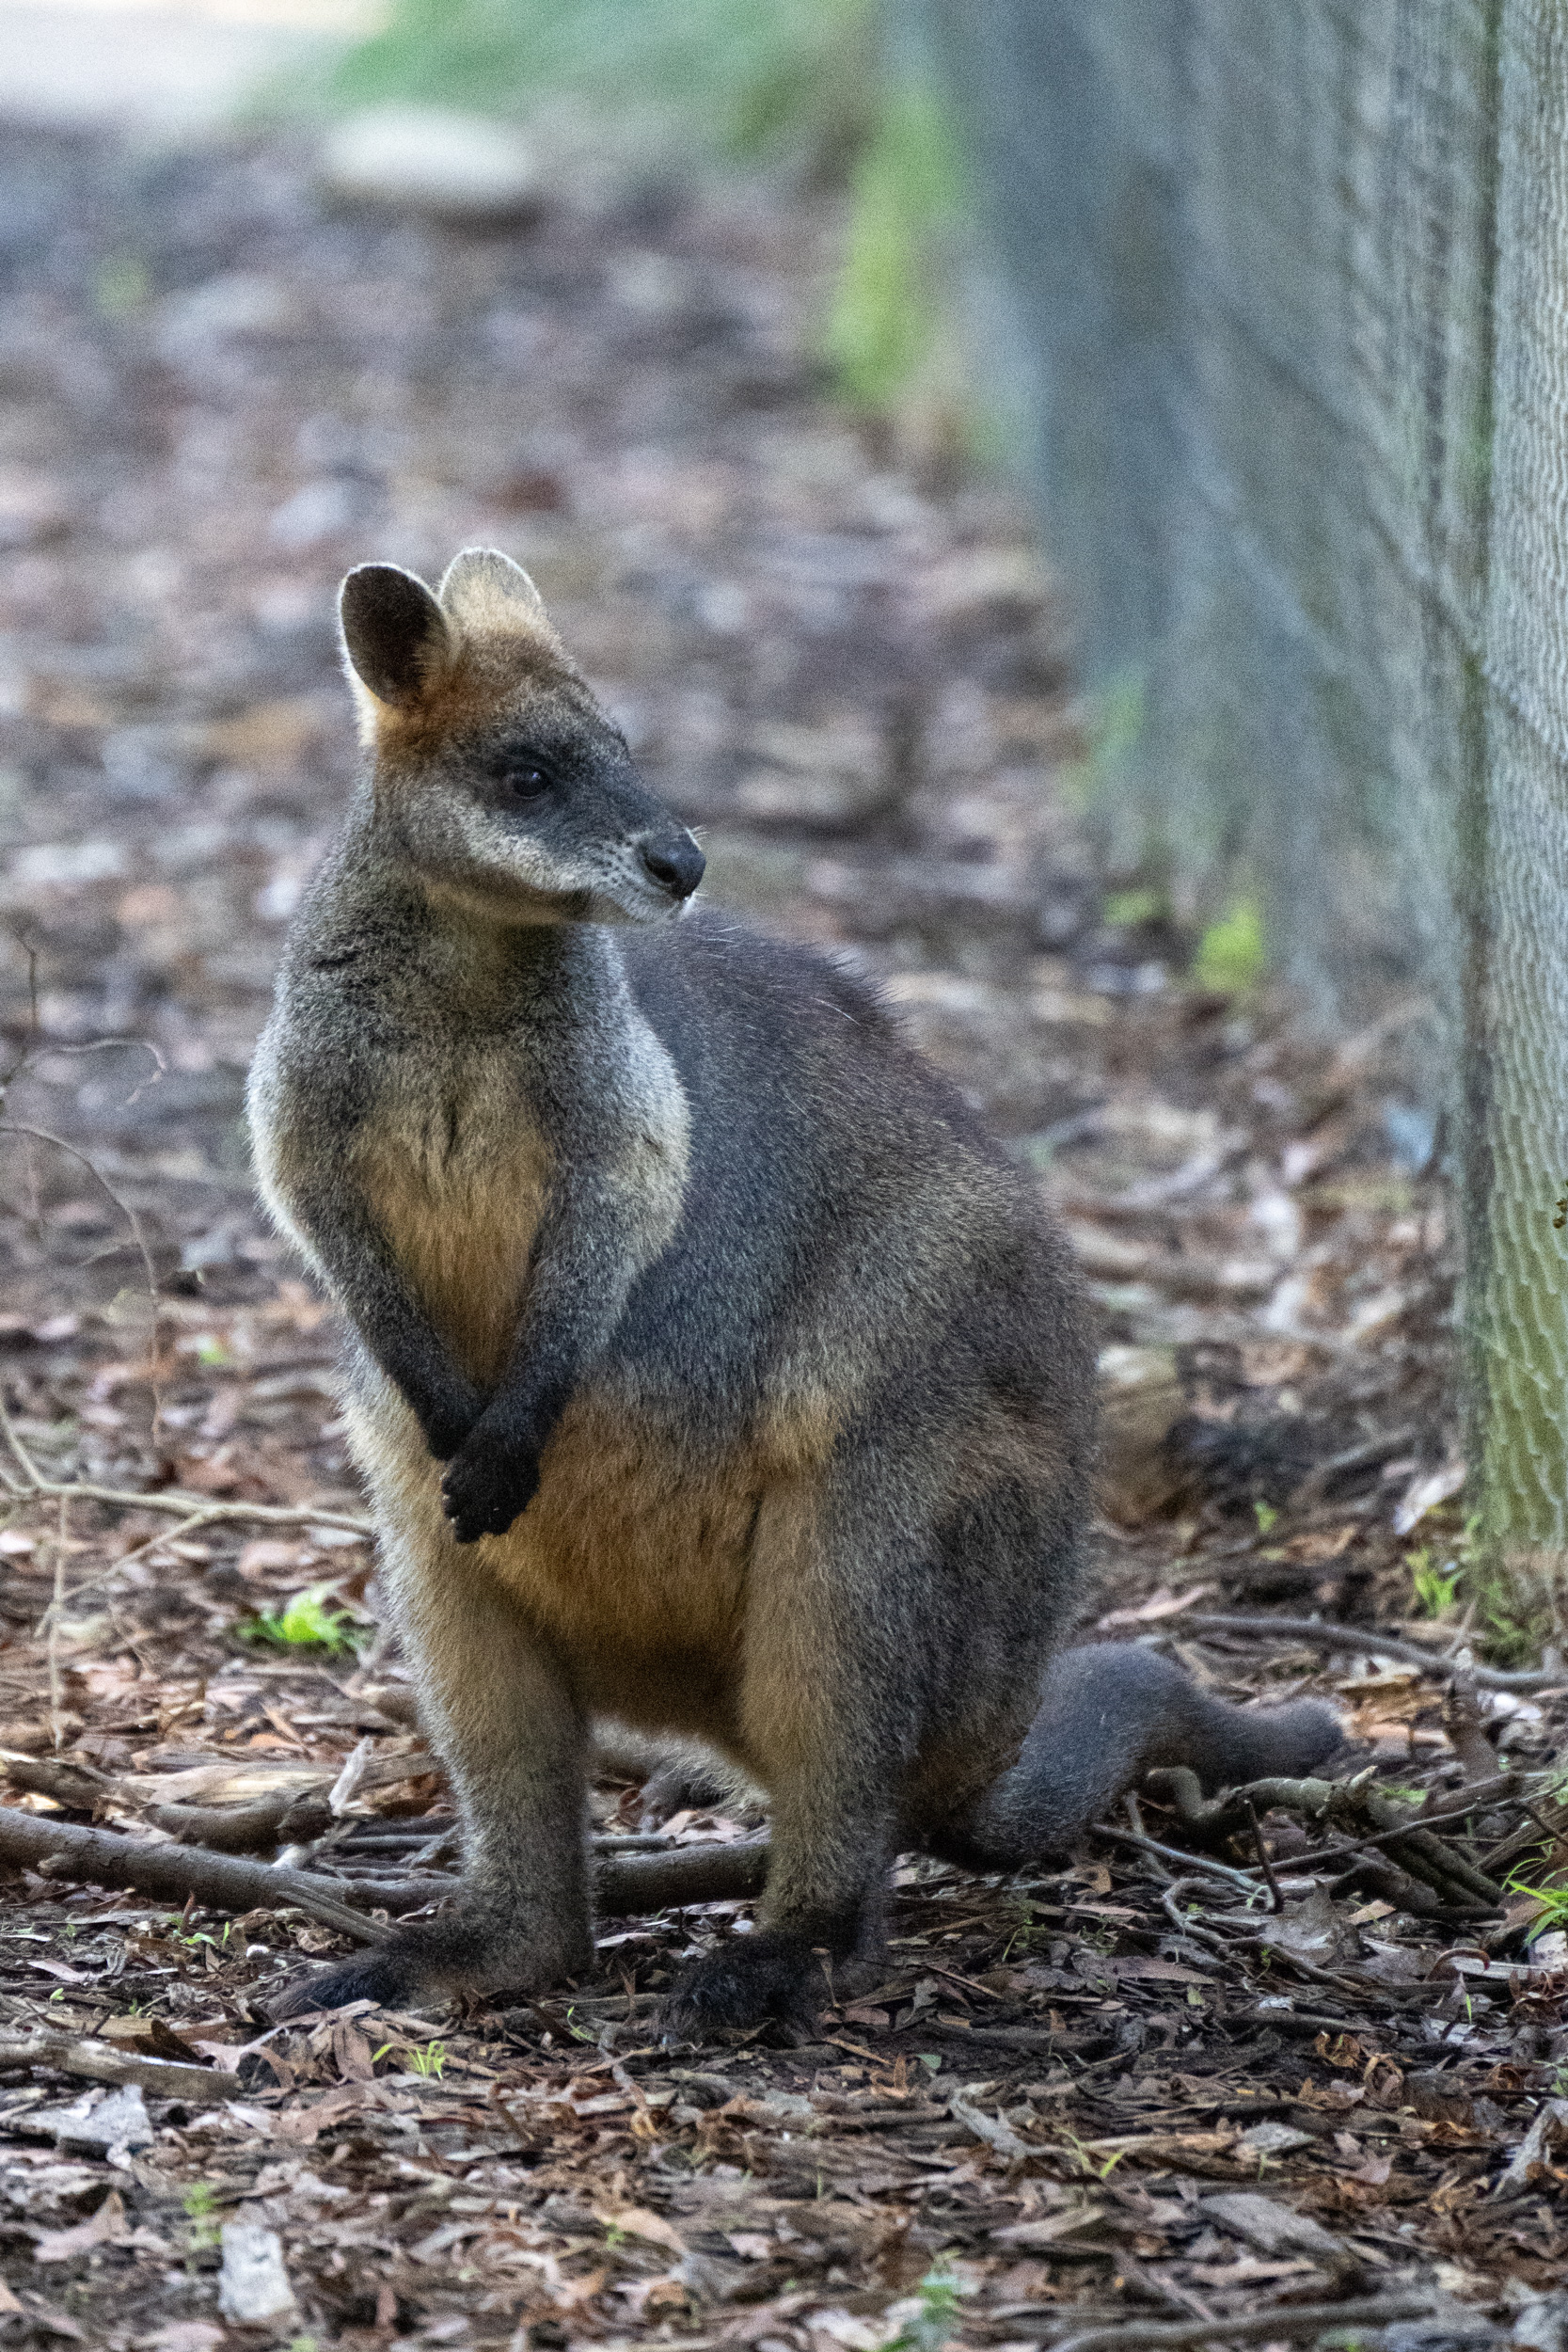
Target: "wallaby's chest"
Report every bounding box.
[357,1049,551,1388]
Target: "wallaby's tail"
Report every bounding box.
[935,1642,1341,1868]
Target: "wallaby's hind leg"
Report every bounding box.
[931,1644,1341,1870]
[660,1461,906,2041]
[272,1510,593,2017]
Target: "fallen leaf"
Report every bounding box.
[1201,2191,1344,2260]
[34,2191,128,2264]
[1392,1459,1465,1535]
[595,2205,687,2256]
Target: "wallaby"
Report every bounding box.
[248,548,1338,2033]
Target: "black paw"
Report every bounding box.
[659,1930,821,2044]
[265,1943,426,2021]
[440,1444,541,1544]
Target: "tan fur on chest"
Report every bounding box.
[354,1381,838,1746]
[481,1396,761,1733]
[359,1084,550,1388]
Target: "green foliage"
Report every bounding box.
[182,2182,222,2252]
[822,86,964,411]
[1102,886,1166,930]
[1405,1542,1461,1618]
[1252,1498,1279,1535]
[884,2265,972,2352]
[319,0,975,419]
[404,2039,447,2079]
[241,1583,364,1655]
[1192,897,1266,993]
[1506,1874,1568,1943]
[325,0,877,167]
[1403,1514,1546,1667]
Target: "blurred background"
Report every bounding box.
[0,0,1561,1634]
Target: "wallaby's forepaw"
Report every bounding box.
[659,1930,821,2044]
[440,1445,541,1544]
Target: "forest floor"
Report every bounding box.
[0,115,1563,2352]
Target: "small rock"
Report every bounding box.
[144,2323,227,2352]
[155,272,298,364]
[218,2221,296,2325]
[6,837,128,895]
[267,477,358,551]
[1233,2119,1315,2159]
[31,2084,153,2155]
[321,106,544,226]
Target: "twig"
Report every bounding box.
[0,1384,42,1491]
[1244,1798,1283,1912]
[1168,1613,1564,1692]
[0,1450,372,1540]
[47,1491,68,1751]
[0,1119,166,1437]
[1045,2295,1438,2352]
[1096,1822,1264,1891]
[1157,1877,1234,1960]
[147,1792,334,1853]
[1144,1767,1512,1905]
[0,1805,397,1943]
[1289,1426,1420,1509]
[0,2029,229,2105]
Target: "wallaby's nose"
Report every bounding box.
[640,832,705,901]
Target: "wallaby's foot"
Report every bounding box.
[659,1930,822,2044]
[266,1909,593,2020]
[268,1940,430,2020]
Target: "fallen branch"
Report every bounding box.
[0,1806,397,1943]
[148,1793,334,1852]
[1167,1612,1563,1693]
[1046,2295,1438,2352]
[0,2028,227,2105]
[597,1834,768,1914]
[1148,1765,1526,1865]
[0,1804,769,1940]
[1144,1767,1508,1912]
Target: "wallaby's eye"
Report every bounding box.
[506,765,550,802]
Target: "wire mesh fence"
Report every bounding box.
[922,0,1568,1575]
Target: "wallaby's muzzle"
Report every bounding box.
[638,830,705,903]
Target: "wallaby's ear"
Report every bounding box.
[437,547,556,639]
[340,564,455,708]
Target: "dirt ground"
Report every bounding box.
[0,118,1564,2352]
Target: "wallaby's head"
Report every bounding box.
[338,547,705,926]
